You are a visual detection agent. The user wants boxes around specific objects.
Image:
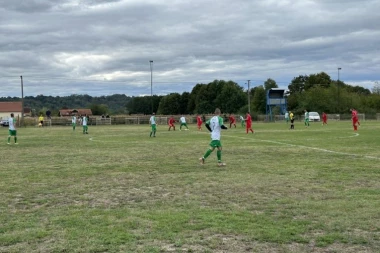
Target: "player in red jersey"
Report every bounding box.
[196,114,203,131]
[228,114,236,128]
[168,116,176,131]
[322,112,327,125]
[350,108,358,131]
[245,112,254,134]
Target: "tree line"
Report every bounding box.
[1,72,378,116]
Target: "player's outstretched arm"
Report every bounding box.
[205,123,212,132]
[221,125,227,130]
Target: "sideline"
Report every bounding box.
[223,133,380,160]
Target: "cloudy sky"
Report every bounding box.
[0,0,379,97]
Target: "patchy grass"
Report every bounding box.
[1,121,380,252]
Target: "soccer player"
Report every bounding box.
[7,113,18,144]
[149,113,157,137]
[284,111,289,124]
[39,114,44,127]
[245,112,254,134]
[82,114,89,134]
[322,112,327,125]
[228,114,236,128]
[168,116,175,131]
[304,110,310,127]
[240,115,245,127]
[196,114,203,131]
[350,108,359,131]
[199,108,227,167]
[289,111,295,130]
[72,115,77,131]
[179,115,189,130]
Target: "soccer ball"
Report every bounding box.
[38,123,42,127]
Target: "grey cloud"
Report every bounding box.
[0,0,379,97]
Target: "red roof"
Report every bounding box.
[59,109,93,116]
[0,102,22,112]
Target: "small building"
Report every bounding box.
[59,109,93,117]
[0,102,23,119]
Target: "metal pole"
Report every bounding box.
[20,76,24,127]
[247,80,251,113]
[150,60,153,113]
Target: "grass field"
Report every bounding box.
[1,121,380,253]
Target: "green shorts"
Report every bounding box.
[72,123,76,127]
[151,124,156,131]
[9,130,17,136]
[209,140,222,148]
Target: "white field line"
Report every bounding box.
[224,133,380,160]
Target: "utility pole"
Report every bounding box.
[247,80,251,113]
[20,76,24,127]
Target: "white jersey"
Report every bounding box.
[9,117,16,131]
[208,116,223,141]
[240,115,244,121]
[82,116,87,126]
[285,112,289,118]
[180,116,186,123]
[72,116,76,123]
[149,116,156,125]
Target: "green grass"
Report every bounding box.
[1,121,380,252]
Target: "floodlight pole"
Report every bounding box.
[20,75,24,127]
[337,67,341,112]
[150,60,153,113]
[247,80,251,113]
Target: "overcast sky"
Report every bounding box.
[0,0,379,97]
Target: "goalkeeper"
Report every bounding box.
[199,108,227,167]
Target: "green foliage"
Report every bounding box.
[288,75,309,94]
[215,81,246,113]
[264,78,278,91]
[90,104,109,115]
[157,93,181,115]
[127,95,163,114]
[307,72,332,89]
[252,86,266,114]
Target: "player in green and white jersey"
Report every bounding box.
[179,116,189,130]
[149,113,157,137]
[82,114,89,134]
[199,108,228,166]
[304,110,310,127]
[72,115,77,131]
[7,113,18,144]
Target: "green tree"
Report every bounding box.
[90,104,109,115]
[307,72,332,89]
[179,92,190,114]
[187,84,205,113]
[195,85,214,114]
[215,81,246,113]
[264,78,278,92]
[288,75,309,94]
[157,93,181,115]
[252,86,266,114]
